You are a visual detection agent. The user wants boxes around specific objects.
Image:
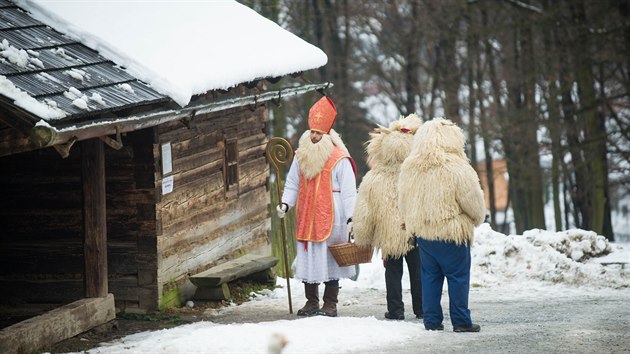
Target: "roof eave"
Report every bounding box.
[31,81,333,149]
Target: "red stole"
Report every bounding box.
[295,147,351,243]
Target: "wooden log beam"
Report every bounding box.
[82,138,108,297]
[193,283,231,301]
[0,294,115,354]
[29,83,333,148]
[189,254,278,287]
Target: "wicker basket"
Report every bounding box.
[329,239,373,267]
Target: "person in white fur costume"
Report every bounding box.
[398,117,485,332]
[277,96,357,317]
[353,114,423,320]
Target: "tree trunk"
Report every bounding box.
[501,10,546,233]
[465,15,478,167]
[545,82,565,231]
[403,0,420,116]
[541,0,564,231]
[439,36,461,125]
[481,6,503,228]
[571,0,612,238]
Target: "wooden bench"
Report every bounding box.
[189,254,279,301]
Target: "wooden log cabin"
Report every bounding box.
[0,1,328,351]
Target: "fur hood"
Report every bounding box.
[367,114,422,168]
[295,129,347,179]
[354,114,422,257]
[397,117,485,245]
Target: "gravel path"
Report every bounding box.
[202,285,630,354]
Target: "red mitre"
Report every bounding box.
[308,96,337,134]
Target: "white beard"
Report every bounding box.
[296,129,347,180]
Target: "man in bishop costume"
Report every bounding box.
[276,96,357,317]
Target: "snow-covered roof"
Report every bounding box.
[0,0,327,126]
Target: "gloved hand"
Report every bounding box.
[408,236,417,247]
[347,217,353,237]
[276,203,288,219]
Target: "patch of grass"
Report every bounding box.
[117,312,190,326]
[228,279,277,305]
[160,283,181,310]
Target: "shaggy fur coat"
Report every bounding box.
[353,114,422,258]
[397,117,485,245]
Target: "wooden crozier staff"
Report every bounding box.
[265,137,294,314]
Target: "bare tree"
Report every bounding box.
[249,0,630,239]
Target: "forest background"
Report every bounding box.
[245,0,629,242]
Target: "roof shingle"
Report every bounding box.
[0,1,167,125]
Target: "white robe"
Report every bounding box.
[282,156,357,283]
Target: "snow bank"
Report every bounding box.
[472,224,629,289]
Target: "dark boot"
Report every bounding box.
[297,283,319,316]
[454,324,481,332]
[317,284,339,317]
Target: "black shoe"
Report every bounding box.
[415,313,424,319]
[453,324,481,332]
[425,323,444,331]
[384,312,405,320]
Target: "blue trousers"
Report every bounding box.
[417,238,472,329]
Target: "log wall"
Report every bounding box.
[0,128,158,314]
[0,122,38,157]
[155,105,271,303]
[0,103,271,316]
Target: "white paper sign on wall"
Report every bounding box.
[162,175,174,195]
[161,143,172,175]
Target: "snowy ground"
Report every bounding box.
[59,224,629,354]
